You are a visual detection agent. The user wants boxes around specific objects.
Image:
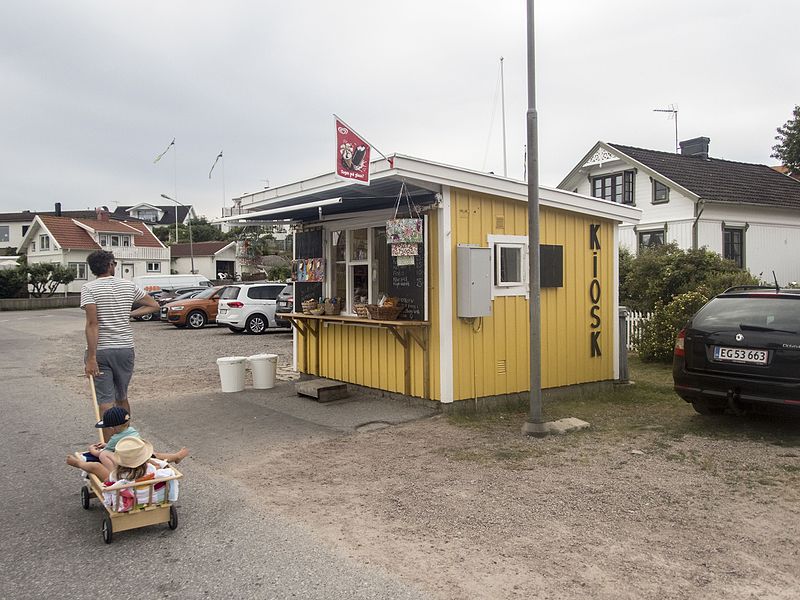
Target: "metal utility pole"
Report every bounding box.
[161,193,194,274]
[523,0,543,427]
[500,56,508,177]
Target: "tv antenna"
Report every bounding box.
[653,104,679,153]
[259,179,270,189]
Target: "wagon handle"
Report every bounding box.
[88,375,104,444]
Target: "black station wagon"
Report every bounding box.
[673,286,800,415]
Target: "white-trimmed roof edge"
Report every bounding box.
[224,154,641,225]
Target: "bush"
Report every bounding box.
[0,266,28,298]
[638,290,710,363]
[266,266,290,282]
[621,243,760,312]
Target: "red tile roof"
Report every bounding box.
[38,216,101,250]
[170,241,233,257]
[35,216,164,250]
[123,221,164,248]
[73,219,142,234]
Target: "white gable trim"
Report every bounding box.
[212,242,237,256]
[559,142,700,203]
[18,216,60,250]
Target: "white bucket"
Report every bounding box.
[216,356,246,392]
[247,353,278,389]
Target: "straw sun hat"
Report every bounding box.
[114,437,153,468]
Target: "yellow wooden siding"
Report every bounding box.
[296,213,441,400]
[450,189,615,401]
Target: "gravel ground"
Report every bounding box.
[47,314,800,599]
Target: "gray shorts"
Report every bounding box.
[87,347,135,405]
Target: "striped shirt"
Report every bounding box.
[80,277,146,350]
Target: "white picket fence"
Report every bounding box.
[625,310,652,351]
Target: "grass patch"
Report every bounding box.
[448,355,800,448]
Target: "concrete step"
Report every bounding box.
[295,378,349,403]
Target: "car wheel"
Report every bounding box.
[140,312,154,322]
[245,314,268,334]
[691,398,725,416]
[228,327,244,334]
[187,310,207,329]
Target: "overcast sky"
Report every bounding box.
[2,1,798,219]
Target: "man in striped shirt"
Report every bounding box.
[81,250,159,441]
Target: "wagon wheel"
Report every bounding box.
[81,486,91,510]
[102,515,113,544]
[168,505,179,530]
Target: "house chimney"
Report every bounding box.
[679,137,710,159]
[95,207,110,222]
[55,202,62,216]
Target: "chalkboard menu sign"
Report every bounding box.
[294,229,323,312]
[388,236,426,321]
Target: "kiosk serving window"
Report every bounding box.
[330,226,390,312]
[326,220,425,320]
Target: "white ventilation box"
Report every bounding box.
[456,244,492,318]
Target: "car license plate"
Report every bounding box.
[713,346,768,365]
[219,308,227,314]
[278,301,289,308]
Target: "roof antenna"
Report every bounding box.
[653,104,679,153]
[772,271,780,292]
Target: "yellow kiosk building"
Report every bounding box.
[226,155,640,406]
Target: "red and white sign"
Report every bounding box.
[335,117,371,185]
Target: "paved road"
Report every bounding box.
[0,309,428,599]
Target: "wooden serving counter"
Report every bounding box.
[282,313,430,398]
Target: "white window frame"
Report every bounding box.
[110,235,120,247]
[69,262,88,280]
[146,262,161,273]
[99,234,108,246]
[0,225,9,243]
[122,235,131,247]
[488,234,528,298]
[323,211,405,315]
[39,234,50,250]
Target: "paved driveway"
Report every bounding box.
[0,309,429,599]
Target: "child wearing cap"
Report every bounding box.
[67,406,188,481]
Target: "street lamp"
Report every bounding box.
[160,193,194,274]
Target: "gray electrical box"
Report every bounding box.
[457,244,492,318]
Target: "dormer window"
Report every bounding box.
[652,180,670,204]
[39,234,50,250]
[137,209,159,222]
[99,234,108,246]
[591,170,635,205]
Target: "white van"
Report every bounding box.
[131,274,212,292]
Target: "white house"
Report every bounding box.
[559,137,800,284]
[0,211,36,252]
[113,203,196,229]
[19,211,169,293]
[0,205,107,252]
[169,241,239,280]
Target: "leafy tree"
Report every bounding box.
[620,243,759,312]
[154,218,227,245]
[771,105,800,174]
[28,263,75,297]
[153,226,172,244]
[186,217,227,243]
[0,266,28,298]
